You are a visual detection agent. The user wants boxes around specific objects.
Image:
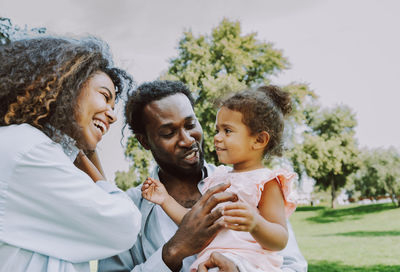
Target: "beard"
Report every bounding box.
[153,142,205,181]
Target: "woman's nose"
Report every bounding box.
[106,106,117,124]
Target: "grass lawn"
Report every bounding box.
[291,203,400,272]
[91,203,399,272]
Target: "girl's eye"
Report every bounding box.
[225,129,232,134]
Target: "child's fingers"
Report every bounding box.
[223,202,247,211]
[222,209,248,217]
[225,223,249,232]
[151,178,163,186]
[141,182,152,191]
[222,215,247,225]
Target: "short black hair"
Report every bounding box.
[125,80,194,135]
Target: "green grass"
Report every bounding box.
[291,203,400,272]
[91,203,399,272]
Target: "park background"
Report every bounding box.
[1,0,399,271]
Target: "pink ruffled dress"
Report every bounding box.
[190,166,297,272]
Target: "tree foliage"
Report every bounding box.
[289,105,360,208]
[115,135,154,190]
[162,18,290,165]
[349,147,400,206]
[118,18,318,189]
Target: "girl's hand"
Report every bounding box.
[141,177,168,205]
[222,202,262,233]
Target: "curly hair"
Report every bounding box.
[219,85,292,157]
[0,36,133,149]
[125,80,194,135]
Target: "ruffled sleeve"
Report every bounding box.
[257,169,297,217]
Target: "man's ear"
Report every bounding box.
[136,134,150,150]
[253,131,270,150]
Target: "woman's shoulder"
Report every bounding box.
[0,124,66,165]
[0,124,52,148]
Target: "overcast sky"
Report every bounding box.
[2,0,399,180]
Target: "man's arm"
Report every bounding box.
[280,220,308,272]
[98,182,237,272]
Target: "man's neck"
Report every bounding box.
[158,169,203,208]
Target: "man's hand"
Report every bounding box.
[162,182,238,271]
[198,252,239,272]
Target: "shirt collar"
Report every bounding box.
[45,124,80,162]
[151,162,210,193]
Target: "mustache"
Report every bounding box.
[180,142,201,157]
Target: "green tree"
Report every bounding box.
[162,18,289,165]
[115,135,154,190]
[289,105,360,208]
[0,17,46,45]
[117,18,317,189]
[350,147,400,207]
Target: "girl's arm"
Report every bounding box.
[142,177,189,225]
[222,178,288,251]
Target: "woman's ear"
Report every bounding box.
[253,131,270,150]
[136,134,150,150]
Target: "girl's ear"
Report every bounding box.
[253,131,270,150]
[136,134,150,150]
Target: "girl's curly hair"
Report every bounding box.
[0,36,133,149]
[219,85,292,158]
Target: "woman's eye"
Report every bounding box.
[102,92,109,101]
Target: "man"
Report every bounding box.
[99,80,307,271]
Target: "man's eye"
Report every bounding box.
[185,123,196,130]
[161,131,174,138]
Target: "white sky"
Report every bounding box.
[2,0,399,181]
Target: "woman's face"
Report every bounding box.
[75,71,117,150]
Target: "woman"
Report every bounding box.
[0,36,141,271]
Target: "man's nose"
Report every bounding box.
[179,129,195,147]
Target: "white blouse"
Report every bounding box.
[0,124,141,271]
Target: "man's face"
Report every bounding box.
[141,93,204,178]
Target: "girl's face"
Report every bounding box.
[214,107,262,172]
[75,72,117,150]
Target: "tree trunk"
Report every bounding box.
[388,187,399,207]
[331,179,336,209]
[393,193,400,207]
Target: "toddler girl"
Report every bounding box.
[142,85,296,271]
